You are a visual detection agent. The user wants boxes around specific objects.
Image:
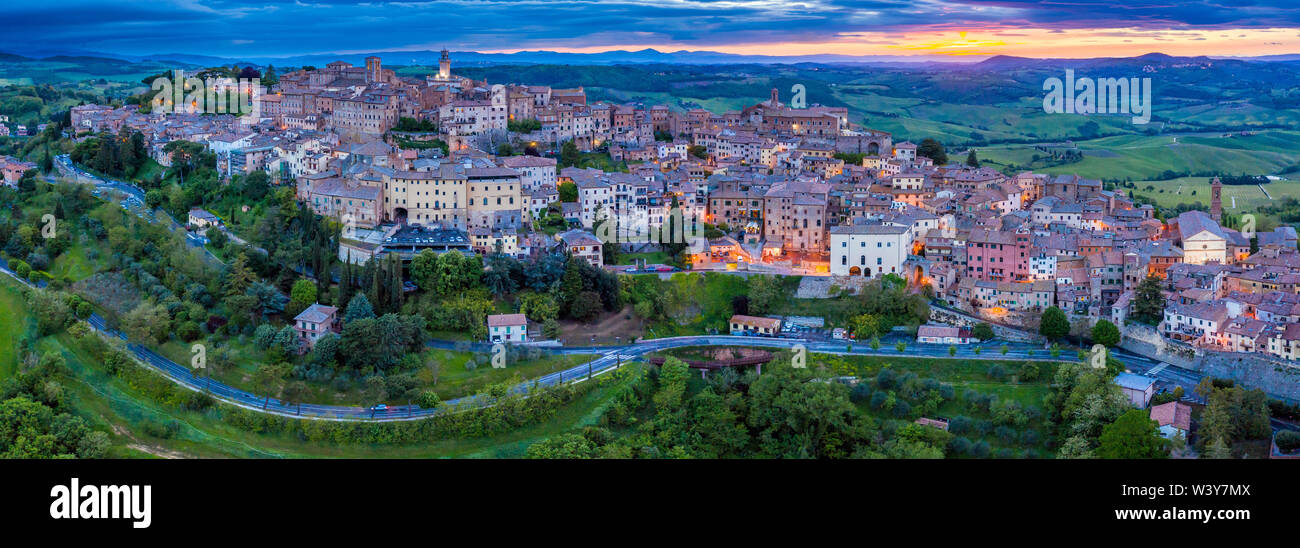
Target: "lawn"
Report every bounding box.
[978,130,1300,182]
[0,276,32,378]
[1124,176,1300,228]
[48,240,104,282]
[152,335,594,406]
[617,251,670,265]
[38,323,641,458]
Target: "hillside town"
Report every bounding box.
[39,53,1300,370]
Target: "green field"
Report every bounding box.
[0,275,31,378]
[2,271,642,458]
[151,334,595,406]
[977,131,1300,181]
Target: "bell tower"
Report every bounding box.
[438,48,451,80]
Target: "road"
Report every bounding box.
[53,155,215,254]
[24,159,1300,424]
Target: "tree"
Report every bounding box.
[1057,435,1095,459]
[273,325,302,356]
[560,140,580,168]
[253,363,289,409]
[965,149,979,167]
[261,65,278,87]
[286,278,318,319]
[281,381,310,415]
[123,302,170,344]
[1205,436,1232,459]
[409,249,439,291]
[224,253,256,297]
[570,291,604,322]
[1097,409,1169,458]
[1092,319,1121,347]
[343,293,375,323]
[849,313,880,339]
[1039,306,1069,341]
[747,275,784,315]
[971,322,995,341]
[557,181,577,203]
[917,138,947,165]
[1132,275,1165,325]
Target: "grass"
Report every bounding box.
[152,334,594,405]
[618,251,670,265]
[978,130,1300,181]
[47,241,101,282]
[4,270,642,458]
[648,272,753,337]
[0,276,32,378]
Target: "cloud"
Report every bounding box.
[0,0,1296,57]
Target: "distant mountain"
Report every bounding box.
[4,47,1299,72]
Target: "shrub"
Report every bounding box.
[177,321,201,342]
[947,436,972,455]
[1019,363,1040,382]
[891,399,911,418]
[1277,431,1300,453]
[418,390,441,409]
[987,364,1007,380]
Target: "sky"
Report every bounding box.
[1,0,1298,60]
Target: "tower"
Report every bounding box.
[438,49,451,80]
[365,56,381,84]
[769,88,779,106]
[1210,176,1223,223]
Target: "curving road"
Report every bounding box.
[6,256,1297,425]
[18,159,1300,424]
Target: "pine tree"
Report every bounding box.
[338,256,354,310]
[387,253,403,311]
[1206,437,1232,459]
[1132,275,1165,325]
[224,253,256,297]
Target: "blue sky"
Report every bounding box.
[1,1,1298,59]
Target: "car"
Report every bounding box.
[371,404,388,411]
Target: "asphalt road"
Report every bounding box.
[21,159,1300,425]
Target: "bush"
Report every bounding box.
[947,436,972,455]
[177,321,201,342]
[418,390,441,409]
[1019,363,1039,382]
[253,323,278,349]
[1277,431,1300,453]
[891,399,911,418]
[182,390,214,411]
[875,368,897,390]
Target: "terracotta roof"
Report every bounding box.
[1150,402,1192,431]
[487,313,527,327]
[294,303,337,324]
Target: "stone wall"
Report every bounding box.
[929,306,1045,343]
[1120,324,1300,400]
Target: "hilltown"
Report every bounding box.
[40,53,1300,363]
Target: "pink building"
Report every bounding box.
[293,303,339,351]
[965,228,1031,282]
